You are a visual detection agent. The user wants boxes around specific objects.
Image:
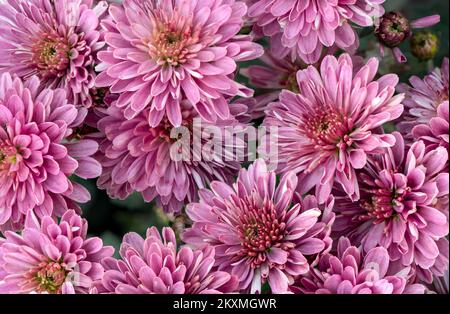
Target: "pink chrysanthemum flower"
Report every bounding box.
[246,0,384,64]
[95,0,263,127]
[0,73,102,231]
[264,54,404,204]
[292,237,426,294]
[333,132,449,284]
[0,210,114,294]
[182,159,331,294]
[0,0,108,108]
[96,227,238,294]
[398,58,449,135]
[95,102,247,213]
[375,12,440,63]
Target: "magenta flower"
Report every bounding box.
[95,0,263,127]
[182,159,330,294]
[0,0,108,109]
[95,103,247,213]
[246,0,384,64]
[0,73,102,231]
[96,227,238,294]
[333,132,449,284]
[264,54,404,204]
[0,210,114,294]
[398,58,449,135]
[375,12,441,63]
[292,237,426,294]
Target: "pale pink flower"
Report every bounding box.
[333,132,449,284]
[0,73,102,231]
[246,0,384,64]
[0,0,108,109]
[95,0,263,127]
[398,58,449,136]
[183,159,331,294]
[292,237,426,294]
[264,54,404,203]
[95,102,247,213]
[0,210,114,294]
[96,227,238,294]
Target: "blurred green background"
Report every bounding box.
[82,0,450,256]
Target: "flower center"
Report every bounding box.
[151,109,194,143]
[356,183,411,224]
[235,196,286,268]
[299,107,352,165]
[148,11,199,67]
[0,139,19,172]
[31,32,71,78]
[33,261,68,294]
[284,72,300,93]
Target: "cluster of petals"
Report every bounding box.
[95,102,248,213]
[0,210,113,294]
[292,237,426,294]
[0,0,447,296]
[332,132,449,283]
[183,159,332,293]
[0,73,101,231]
[95,0,263,127]
[264,54,404,204]
[398,58,449,165]
[240,52,303,119]
[412,101,449,157]
[241,51,304,93]
[0,0,108,109]
[246,0,385,64]
[96,226,238,294]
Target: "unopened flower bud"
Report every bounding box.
[410,31,439,61]
[376,12,411,48]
